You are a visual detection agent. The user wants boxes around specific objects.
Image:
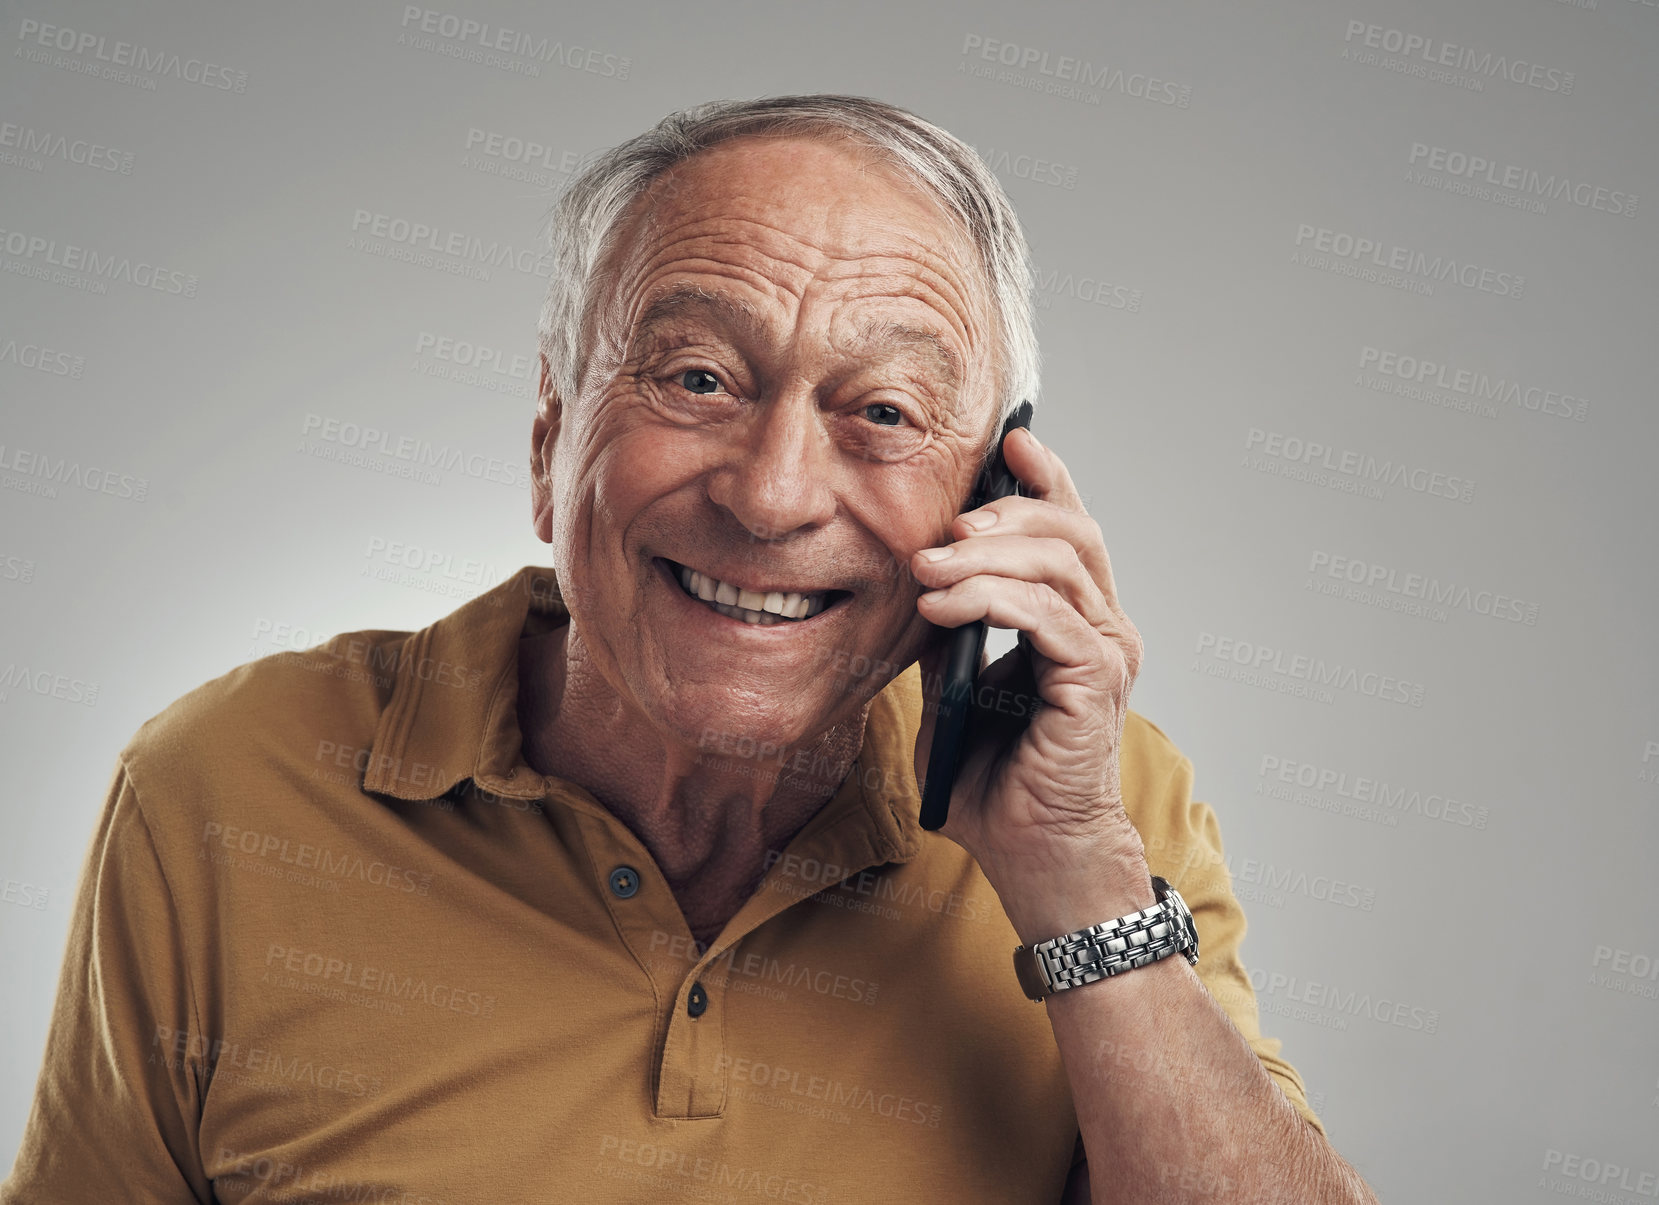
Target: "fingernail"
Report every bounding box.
[960,510,997,531]
[916,546,953,562]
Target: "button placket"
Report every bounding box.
[657,965,729,1117]
[571,812,730,1118]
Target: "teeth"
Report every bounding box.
[673,562,831,625]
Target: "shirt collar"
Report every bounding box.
[362,564,925,863]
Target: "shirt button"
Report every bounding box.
[608,866,640,898]
[687,981,709,1018]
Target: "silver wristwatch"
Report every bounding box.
[1012,875,1199,1002]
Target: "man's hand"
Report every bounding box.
[909,431,1380,1205]
[909,424,1154,937]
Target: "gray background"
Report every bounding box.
[3,0,1656,1199]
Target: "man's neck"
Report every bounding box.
[515,622,871,948]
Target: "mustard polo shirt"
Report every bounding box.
[3,565,1321,1204]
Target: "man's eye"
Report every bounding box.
[862,402,904,426]
[678,369,722,395]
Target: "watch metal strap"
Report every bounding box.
[1012,875,1199,1002]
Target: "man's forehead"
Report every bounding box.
[633,136,983,288]
[630,280,964,394]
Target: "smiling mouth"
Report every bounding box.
[659,558,851,626]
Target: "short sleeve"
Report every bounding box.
[0,759,212,1202]
[1126,732,1327,1139]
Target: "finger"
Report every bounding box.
[1001,425,1085,511]
[910,534,1112,631]
[953,495,1124,613]
[916,574,1139,691]
[995,428,1129,611]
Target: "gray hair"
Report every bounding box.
[536,94,1040,454]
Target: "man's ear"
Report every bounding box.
[530,352,562,544]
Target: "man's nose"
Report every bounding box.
[704,390,838,543]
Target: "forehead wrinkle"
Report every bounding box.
[632,201,984,334]
[810,241,991,386]
[804,239,986,344]
[638,210,829,278]
[631,281,769,346]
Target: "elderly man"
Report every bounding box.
[4,96,1377,1203]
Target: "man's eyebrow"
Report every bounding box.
[850,317,962,393]
[630,284,765,343]
[630,283,963,393]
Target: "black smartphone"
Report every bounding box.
[918,400,1034,832]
